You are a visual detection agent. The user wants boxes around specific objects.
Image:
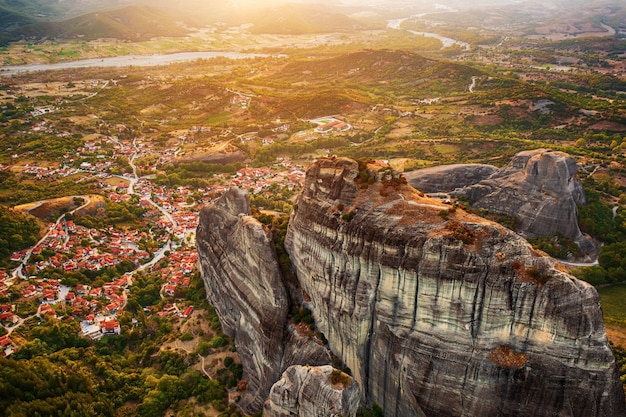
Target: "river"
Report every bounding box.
[387,18,470,51]
[0,51,277,76]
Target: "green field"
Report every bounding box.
[600,285,626,323]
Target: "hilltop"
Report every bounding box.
[0,5,195,44]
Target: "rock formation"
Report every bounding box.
[406,149,593,252]
[404,163,497,193]
[459,149,592,249]
[196,156,624,416]
[284,157,624,417]
[196,188,334,412]
[196,188,289,411]
[264,365,360,417]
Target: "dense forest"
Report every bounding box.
[0,205,41,266]
[0,273,247,417]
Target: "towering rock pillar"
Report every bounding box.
[196,188,337,414]
[196,188,289,411]
[285,157,625,417]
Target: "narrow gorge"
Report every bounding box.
[196,155,625,417]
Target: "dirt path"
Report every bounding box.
[469,76,479,93]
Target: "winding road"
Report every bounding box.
[8,136,177,285]
[11,195,92,280]
[124,139,177,270]
[469,76,479,93]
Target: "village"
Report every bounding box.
[0,115,313,357]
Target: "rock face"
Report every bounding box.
[196,188,289,411]
[404,163,498,193]
[284,157,624,417]
[457,149,590,248]
[264,365,361,417]
[196,188,334,412]
[405,149,593,252]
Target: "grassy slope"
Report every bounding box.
[600,285,626,323]
[12,5,193,42]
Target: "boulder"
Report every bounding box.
[264,365,360,417]
[454,149,593,252]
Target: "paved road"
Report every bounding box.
[559,259,599,268]
[5,313,36,336]
[11,195,91,280]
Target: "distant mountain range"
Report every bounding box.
[0,5,196,44]
[239,4,364,34]
[2,0,618,46]
[0,0,365,45]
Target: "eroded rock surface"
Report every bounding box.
[264,365,360,417]
[196,188,288,411]
[284,157,624,417]
[196,188,333,412]
[406,149,593,252]
[404,163,497,193]
[458,149,589,244]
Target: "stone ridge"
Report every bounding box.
[405,149,594,253]
[404,163,498,193]
[457,149,593,251]
[285,157,625,417]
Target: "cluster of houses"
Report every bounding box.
[229,164,305,196]
[0,276,123,354]
[159,249,197,297]
[1,109,326,356]
[19,275,128,312]
[0,163,90,180]
[9,275,129,342]
[14,220,152,274]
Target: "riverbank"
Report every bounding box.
[0,51,278,77]
[387,17,470,51]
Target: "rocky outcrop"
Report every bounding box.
[404,163,497,193]
[405,149,594,252]
[264,365,360,417]
[196,188,289,411]
[284,157,624,417]
[457,149,591,248]
[196,188,334,413]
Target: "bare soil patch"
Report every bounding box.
[588,121,626,132]
[606,324,626,348]
[470,114,504,126]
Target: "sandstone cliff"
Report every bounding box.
[196,188,289,411]
[196,188,334,412]
[284,157,624,417]
[457,149,592,250]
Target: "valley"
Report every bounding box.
[0,0,625,416]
